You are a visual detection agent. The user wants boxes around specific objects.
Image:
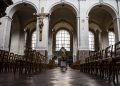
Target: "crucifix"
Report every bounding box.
[33,7,49,41]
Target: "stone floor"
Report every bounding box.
[0,67,120,86]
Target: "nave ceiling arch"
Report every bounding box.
[88,3,118,33]
[48,3,78,59]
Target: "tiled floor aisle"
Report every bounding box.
[0,68,119,86]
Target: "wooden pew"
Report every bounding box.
[113,41,120,83]
[0,50,4,72]
[3,51,9,72]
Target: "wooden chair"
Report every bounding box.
[3,51,9,72]
[9,52,14,72]
[113,41,120,83]
[0,50,4,72]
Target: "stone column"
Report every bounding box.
[25,29,31,48]
[117,0,120,17]
[79,17,89,50]
[78,17,89,63]
[77,16,80,49]
[3,16,12,51]
[113,17,120,42]
[101,30,109,49]
[77,0,80,49]
[73,16,80,62]
[95,30,100,51]
[48,29,54,60]
[98,31,102,50]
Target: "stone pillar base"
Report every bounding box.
[77,50,89,63]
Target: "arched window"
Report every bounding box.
[89,31,95,51]
[56,30,70,51]
[108,31,115,46]
[32,31,37,49]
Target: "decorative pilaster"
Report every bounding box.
[113,17,120,42]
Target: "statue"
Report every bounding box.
[38,14,44,41]
[60,47,66,61]
[60,47,67,71]
[33,7,49,41]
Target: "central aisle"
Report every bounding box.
[0,67,119,86]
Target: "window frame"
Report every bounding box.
[108,31,115,46]
[89,31,95,51]
[55,29,70,51]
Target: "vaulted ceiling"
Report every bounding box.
[50,4,77,31]
[89,6,113,31]
[12,3,36,29]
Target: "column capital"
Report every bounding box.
[113,17,120,21]
[5,16,13,22]
[76,16,80,18]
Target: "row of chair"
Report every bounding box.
[0,48,47,74]
[80,41,120,84]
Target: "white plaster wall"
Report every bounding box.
[10,15,21,54]
[3,17,12,51]
[0,17,7,49]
